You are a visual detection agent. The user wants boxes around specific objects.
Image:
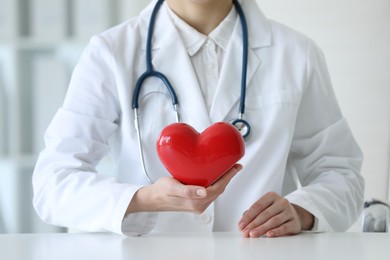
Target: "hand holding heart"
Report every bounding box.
[127,122,244,214]
[127,164,243,214]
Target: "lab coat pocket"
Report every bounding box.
[243,91,301,140]
[245,90,301,110]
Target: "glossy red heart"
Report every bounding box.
[156,122,245,187]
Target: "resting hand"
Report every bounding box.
[238,192,314,238]
[127,164,243,214]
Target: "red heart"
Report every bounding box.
[156,122,245,187]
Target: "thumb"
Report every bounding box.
[169,182,207,199]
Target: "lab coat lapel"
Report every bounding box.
[141,1,211,132]
[209,0,271,123]
[210,36,261,123]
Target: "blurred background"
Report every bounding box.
[0,0,389,233]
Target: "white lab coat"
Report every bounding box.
[33,0,364,236]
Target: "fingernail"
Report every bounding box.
[267,231,274,238]
[238,221,246,230]
[196,189,206,197]
[243,229,250,237]
[235,164,243,171]
[250,231,258,238]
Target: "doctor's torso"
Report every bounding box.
[62,0,328,232]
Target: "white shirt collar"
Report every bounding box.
[166,5,237,56]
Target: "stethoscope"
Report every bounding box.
[132,0,250,184]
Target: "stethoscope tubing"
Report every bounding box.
[132,70,179,110]
[234,0,249,116]
[132,0,179,110]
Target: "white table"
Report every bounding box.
[1,232,390,260]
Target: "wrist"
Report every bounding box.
[126,186,154,214]
[292,204,314,231]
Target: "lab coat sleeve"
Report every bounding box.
[32,35,157,236]
[284,40,365,232]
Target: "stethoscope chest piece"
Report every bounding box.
[231,118,251,140]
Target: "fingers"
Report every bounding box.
[239,192,302,238]
[167,164,243,199]
[164,177,207,199]
[153,165,242,213]
[243,210,296,238]
[264,220,298,238]
[238,191,277,231]
[208,164,243,192]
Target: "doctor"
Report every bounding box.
[33,0,364,238]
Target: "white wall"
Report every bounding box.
[256,0,390,202]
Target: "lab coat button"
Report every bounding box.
[200,213,212,224]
